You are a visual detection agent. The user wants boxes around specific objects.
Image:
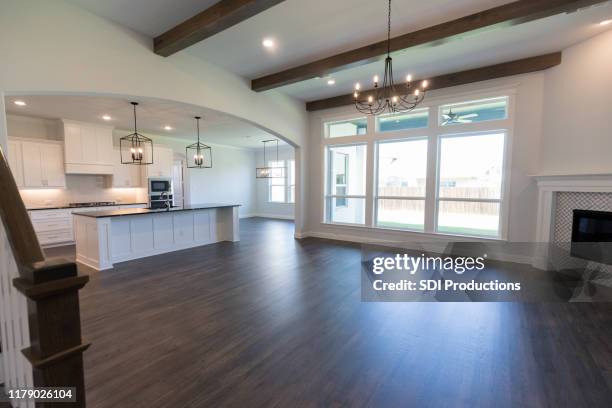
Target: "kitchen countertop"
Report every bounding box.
[72,204,240,218]
[27,203,148,211]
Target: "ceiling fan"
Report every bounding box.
[441,108,478,124]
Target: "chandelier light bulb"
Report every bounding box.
[368,95,374,103]
[355,83,361,90]
[392,96,398,103]
[373,75,379,84]
[406,74,412,82]
[414,89,420,96]
[353,91,359,98]
[421,80,428,89]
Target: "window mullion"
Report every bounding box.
[424,132,438,233]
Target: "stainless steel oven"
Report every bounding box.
[148,178,173,209]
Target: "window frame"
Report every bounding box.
[267,159,296,204]
[324,142,368,226]
[374,136,429,232]
[434,130,508,239]
[319,87,515,240]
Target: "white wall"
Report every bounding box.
[254,146,295,219]
[540,29,612,175]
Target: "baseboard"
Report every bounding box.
[247,213,295,220]
[302,230,533,265]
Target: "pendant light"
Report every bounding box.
[353,0,428,115]
[120,102,153,165]
[186,116,212,168]
[256,139,285,178]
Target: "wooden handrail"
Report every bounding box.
[0,144,90,407]
[0,145,44,271]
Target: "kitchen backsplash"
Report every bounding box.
[20,175,147,208]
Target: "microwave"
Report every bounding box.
[148,178,172,193]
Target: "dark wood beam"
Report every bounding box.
[306,52,562,111]
[154,0,286,57]
[252,0,604,91]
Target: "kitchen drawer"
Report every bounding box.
[32,218,73,232]
[30,209,72,220]
[37,229,74,245]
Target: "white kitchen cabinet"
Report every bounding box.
[20,140,66,188]
[29,209,73,246]
[144,146,173,179]
[7,139,24,187]
[112,147,142,188]
[63,120,114,174]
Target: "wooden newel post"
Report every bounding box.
[0,146,90,407]
[14,261,90,408]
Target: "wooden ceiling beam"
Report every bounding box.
[252,0,604,92]
[305,52,562,111]
[154,0,285,57]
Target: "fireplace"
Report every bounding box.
[571,209,612,265]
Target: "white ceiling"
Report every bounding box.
[66,0,221,38]
[4,95,284,149]
[64,0,612,102]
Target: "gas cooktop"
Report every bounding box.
[68,202,116,208]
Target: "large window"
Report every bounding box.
[326,118,367,138]
[439,97,508,126]
[321,92,511,239]
[436,132,505,237]
[375,138,428,230]
[377,108,428,132]
[268,160,286,203]
[325,144,367,224]
[268,160,295,203]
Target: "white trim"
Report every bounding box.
[533,174,612,269]
[248,213,295,220]
[300,230,530,264]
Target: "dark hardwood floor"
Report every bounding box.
[43,218,611,408]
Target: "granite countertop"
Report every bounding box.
[27,203,148,211]
[72,204,240,218]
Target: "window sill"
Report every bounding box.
[320,222,506,242]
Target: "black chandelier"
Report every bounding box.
[186,116,212,169]
[353,0,429,115]
[256,139,285,178]
[120,102,153,165]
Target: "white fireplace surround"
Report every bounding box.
[533,173,612,269]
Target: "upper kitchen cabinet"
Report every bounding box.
[7,139,24,187]
[63,120,114,175]
[19,140,66,188]
[144,146,173,179]
[112,147,141,188]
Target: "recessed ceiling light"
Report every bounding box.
[327,79,336,86]
[600,19,612,26]
[262,38,275,49]
[14,100,26,106]
[102,115,112,121]
[164,125,173,131]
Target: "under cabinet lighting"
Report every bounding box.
[14,100,26,106]
[600,19,612,26]
[102,115,112,121]
[164,125,173,131]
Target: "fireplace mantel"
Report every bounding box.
[532,173,612,269]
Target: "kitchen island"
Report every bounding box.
[73,204,240,270]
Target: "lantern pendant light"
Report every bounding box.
[120,102,153,165]
[256,139,285,178]
[186,116,212,169]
